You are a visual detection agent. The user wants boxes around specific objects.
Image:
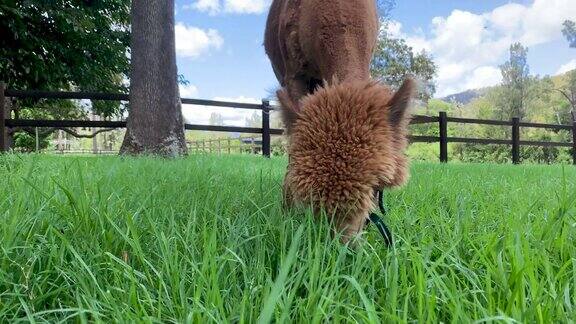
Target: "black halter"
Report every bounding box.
[368,189,393,247]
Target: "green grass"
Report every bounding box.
[1,154,576,323]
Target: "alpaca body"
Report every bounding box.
[264,0,379,102]
[265,0,414,243]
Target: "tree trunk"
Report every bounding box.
[120,0,187,157]
[57,130,63,151]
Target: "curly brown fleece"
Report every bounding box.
[281,79,415,242]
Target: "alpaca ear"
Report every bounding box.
[277,88,299,133]
[388,78,416,127]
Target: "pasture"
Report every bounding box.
[1,154,575,322]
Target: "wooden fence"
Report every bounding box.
[188,136,265,155]
[1,83,575,164]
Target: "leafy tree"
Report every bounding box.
[497,43,531,120]
[371,0,437,102]
[376,0,395,18]
[0,0,131,150]
[0,0,130,115]
[209,112,225,126]
[244,111,262,128]
[563,20,576,48]
[371,34,437,102]
[120,0,187,156]
[552,70,576,122]
[13,131,50,152]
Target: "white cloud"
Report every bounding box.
[182,96,262,126]
[385,21,401,37]
[388,0,576,96]
[175,23,223,58]
[212,96,261,104]
[488,3,526,34]
[177,86,261,127]
[179,84,199,98]
[464,66,502,90]
[556,59,576,75]
[224,0,270,14]
[183,0,220,15]
[183,0,270,15]
[519,0,576,45]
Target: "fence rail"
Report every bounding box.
[187,136,271,155]
[1,84,575,164]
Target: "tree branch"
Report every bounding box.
[12,127,116,139]
[57,127,117,138]
[552,88,575,106]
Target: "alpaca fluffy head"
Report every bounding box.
[278,79,415,242]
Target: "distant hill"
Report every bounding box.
[440,70,574,105]
[440,88,490,105]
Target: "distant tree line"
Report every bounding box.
[2,0,573,162]
[408,34,575,164]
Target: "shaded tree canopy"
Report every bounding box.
[0,0,131,117]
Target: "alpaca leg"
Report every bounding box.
[282,177,294,210]
[339,216,368,244]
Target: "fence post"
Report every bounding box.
[0,82,6,152]
[572,120,576,165]
[439,111,448,163]
[262,99,271,158]
[35,127,39,152]
[512,117,520,164]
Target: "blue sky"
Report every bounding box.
[174,0,576,125]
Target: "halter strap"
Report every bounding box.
[369,189,393,247]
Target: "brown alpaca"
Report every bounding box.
[265,0,415,242]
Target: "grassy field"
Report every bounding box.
[1,154,576,323]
